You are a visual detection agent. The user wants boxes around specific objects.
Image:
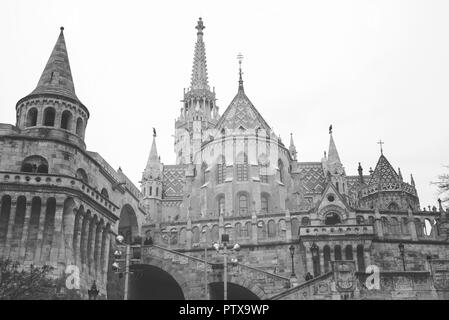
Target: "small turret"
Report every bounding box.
[289,133,297,160]
[398,168,403,181]
[358,162,364,184]
[410,174,415,187]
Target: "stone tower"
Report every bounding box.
[174,17,219,165]
[15,27,89,150]
[141,133,163,222]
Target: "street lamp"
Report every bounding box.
[289,245,296,277]
[88,281,99,300]
[213,234,240,300]
[398,242,406,271]
[202,229,209,300]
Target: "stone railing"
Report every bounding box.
[0,171,119,214]
[361,181,417,197]
[299,224,374,237]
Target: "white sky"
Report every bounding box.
[0,0,448,209]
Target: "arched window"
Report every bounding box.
[312,245,321,277]
[278,159,284,183]
[261,194,269,214]
[76,168,89,184]
[239,194,248,216]
[179,228,186,245]
[236,153,248,182]
[218,196,225,216]
[259,160,269,183]
[156,187,159,197]
[211,225,219,242]
[216,156,226,184]
[301,217,310,226]
[43,107,55,126]
[325,212,341,225]
[201,162,207,185]
[61,110,73,130]
[21,155,49,174]
[101,188,109,199]
[192,227,200,244]
[267,220,276,238]
[356,245,365,271]
[234,223,242,239]
[149,186,152,196]
[323,245,331,273]
[388,202,400,211]
[401,217,409,234]
[242,221,251,238]
[381,217,390,234]
[415,218,424,237]
[390,217,400,234]
[334,245,342,261]
[345,245,353,260]
[257,221,266,239]
[26,108,38,127]
[368,216,375,225]
[76,117,84,136]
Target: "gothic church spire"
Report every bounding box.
[190,18,209,91]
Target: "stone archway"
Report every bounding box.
[209,282,260,300]
[118,204,139,244]
[128,264,185,300]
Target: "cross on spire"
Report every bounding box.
[196,17,205,35]
[377,139,384,155]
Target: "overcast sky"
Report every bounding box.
[1,0,448,208]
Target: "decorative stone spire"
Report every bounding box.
[144,133,163,180]
[289,133,297,160]
[328,128,342,171]
[28,27,81,104]
[398,168,403,181]
[190,17,209,91]
[237,52,244,92]
[358,162,364,184]
[410,174,415,186]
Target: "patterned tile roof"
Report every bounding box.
[162,165,186,197]
[368,154,400,186]
[297,162,326,193]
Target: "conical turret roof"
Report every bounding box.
[368,154,400,186]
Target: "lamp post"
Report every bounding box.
[88,281,99,300]
[111,234,141,300]
[398,242,406,271]
[310,242,319,276]
[202,229,208,300]
[289,245,296,277]
[213,234,240,300]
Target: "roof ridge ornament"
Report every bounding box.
[237,52,244,92]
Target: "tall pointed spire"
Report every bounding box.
[29,27,80,103]
[328,129,342,168]
[289,133,297,160]
[190,18,209,90]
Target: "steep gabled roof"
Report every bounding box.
[368,154,400,186]
[215,87,270,132]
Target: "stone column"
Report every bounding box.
[54,108,62,129]
[87,218,96,274]
[94,223,102,277]
[81,216,91,272]
[4,196,18,258]
[34,197,48,264]
[407,209,418,240]
[374,208,383,239]
[50,198,65,265]
[102,230,111,285]
[61,205,76,266]
[18,200,33,261]
[186,218,192,249]
[36,104,44,126]
[73,212,84,267]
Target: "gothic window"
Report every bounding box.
[345,245,353,260]
[179,228,186,245]
[381,217,389,234]
[257,221,266,239]
[336,182,339,192]
[156,187,159,197]
[324,212,341,225]
[323,245,331,273]
[217,157,226,184]
[368,216,375,225]
[261,195,269,214]
[390,217,400,234]
[259,162,269,183]
[236,153,248,182]
[267,220,276,238]
[211,225,219,242]
[239,194,248,216]
[201,162,207,185]
[26,108,38,127]
[242,222,251,238]
[43,107,55,126]
[415,218,424,237]
[278,159,284,183]
[192,226,200,245]
[401,217,409,234]
[218,196,225,216]
[312,246,321,277]
[61,110,73,130]
[334,245,342,261]
[388,202,400,211]
[149,186,152,196]
[101,188,109,199]
[356,245,365,271]
[278,219,286,238]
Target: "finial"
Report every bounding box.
[196,17,205,35]
[60,26,64,32]
[153,127,157,137]
[377,139,384,155]
[237,52,244,91]
[329,124,333,134]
